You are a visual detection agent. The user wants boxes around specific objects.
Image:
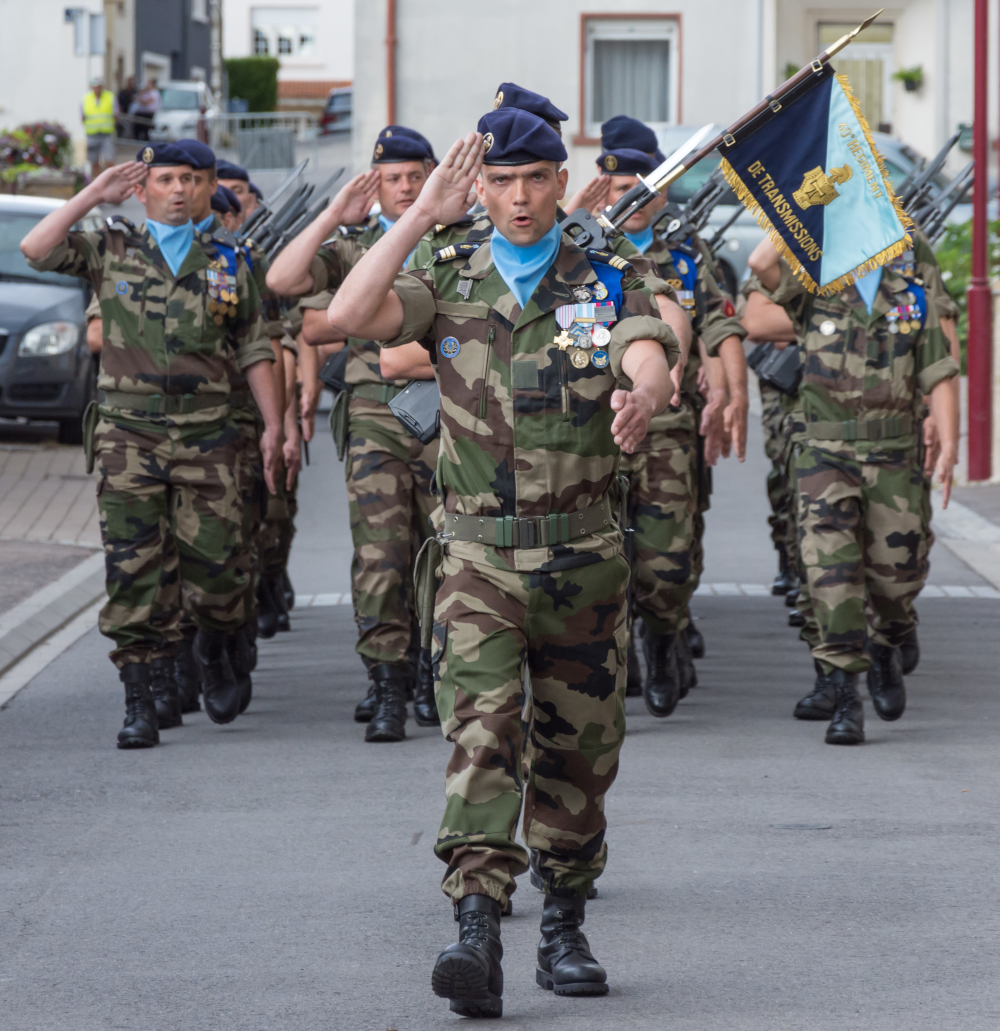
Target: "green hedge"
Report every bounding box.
[225,57,280,113]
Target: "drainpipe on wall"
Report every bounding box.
[386,0,397,125]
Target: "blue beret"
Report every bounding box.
[492,82,568,131]
[175,138,216,170]
[216,159,249,182]
[600,115,666,163]
[212,185,241,215]
[372,126,436,163]
[477,108,567,166]
[136,142,191,168]
[248,181,263,200]
[597,148,657,177]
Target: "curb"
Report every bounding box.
[0,551,105,679]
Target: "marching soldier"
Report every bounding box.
[267,124,441,742]
[20,145,281,748]
[327,113,677,1015]
[746,239,958,745]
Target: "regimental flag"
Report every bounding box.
[719,64,911,295]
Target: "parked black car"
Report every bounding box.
[0,196,100,444]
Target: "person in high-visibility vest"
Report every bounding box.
[81,77,119,176]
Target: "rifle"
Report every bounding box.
[557,9,887,252]
[706,205,744,257]
[914,162,974,245]
[898,131,962,215]
[652,166,729,246]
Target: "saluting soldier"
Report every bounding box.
[747,240,958,745]
[327,112,677,1015]
[267,125,441,741]
[20,145,281,749]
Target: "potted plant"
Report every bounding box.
[893,66,924,93]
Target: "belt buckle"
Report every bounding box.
[517,518,536,549]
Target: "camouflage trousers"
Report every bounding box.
[796,446,928,673]
[760,381,793,551]
[622,432,699,634]
[433,544,629,907]
[346,398,438,666]
[236,415,267,617]
[262,471,298,576]
[94,416,247,667]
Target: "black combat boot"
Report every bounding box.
[354,682,377,723]
[625,630,642,697]
[226,626,254,715]
[244,618,258,672]
[267,573,291,633]
[256,577,278,639]
[194,630,242,725]
[825,670,865,745]
[899,626,920,675]
[364,663,408,742]
[281,569,295,611]
[772,543,796,595]
[785,586,800,608]
[432,894,504,1018]
[788,607,806,628]
[529,849,597,899]
[794,661,838,720]
[175,628,202,713]
[867,642,906,721]
[641,628,681,718]
[675,628,698,699]
[536,894,608,996]
[413,647,440,727]
[685,610,705,659]
[117,663,159,749]
[149,655,182,729]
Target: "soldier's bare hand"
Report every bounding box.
[283,429,302,489]
[936,444,957,509]
[724,394,749,462]
[564,175,610,215]
[699,394,726,465]
[412,133,484,226]
[923,414,942,476]
[611,388,654,454]
[259,426,283,495]
[331,170,380,226]
[94,161,147,204]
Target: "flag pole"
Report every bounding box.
[967,0,992,481]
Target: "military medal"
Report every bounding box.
[591,325,611,347]
[591,349,609,369]
[572,286,592,303]
[819,320,836,336]
[677,289,695,311]
[440,336,460,357]
[570,349,590,369]
[569,324,591,347]
[592,281,608,301]
[676,258,689,275]
[213,314,223,326]
[552,330,575,350]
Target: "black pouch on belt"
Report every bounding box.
[413,535,444,648]
[388,379,441,445]
[82,400,100,475]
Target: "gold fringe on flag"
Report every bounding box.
[720,74,913,296]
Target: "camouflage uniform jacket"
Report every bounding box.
[307,213,406,389]
[29,219,272,431]
[774,262,958,462]
[383,230,679,569]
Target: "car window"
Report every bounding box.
[882,159,910,191]
[160,89,200,110]
[0,212,76,286]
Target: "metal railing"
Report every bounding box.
[206,113,318,151]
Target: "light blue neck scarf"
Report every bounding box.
[146,218,194,277]
[489,221,562,311]
[195,214,215,233]
[854,265,883,314]
[378,213,419,270]
[624,226,655,255]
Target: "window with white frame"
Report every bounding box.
[191,0,208,23]
[250,7,318,62]
[583,16,679,139]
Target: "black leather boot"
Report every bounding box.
[432,894,504,1018]
[788,607,806,628]
[794,662,837,720]
[772,543,796,596]
[269,573,291,633]
[825,670,865,745]
[194,630,242,725]
[150,655,182,729]
[685,612,705,659]
[282,569,295,611]
[244,618,258,672]
[676,628,698,699]
[117,663,159,749]
[785,586,800,608]
[226,627,254,715]
[354,682,377,723]
[899,626,920,675]
[174,629,201,713]
[625,630,642,697]
[256,577,278,639]
[364,663,408,742]
[529,849,597,899]
[867,642,906,721]
[536,894,608,996]
[641,629,680,718]
[413,647,440,727]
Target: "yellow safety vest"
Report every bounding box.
[83,90,115,135]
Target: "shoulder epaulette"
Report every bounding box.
[586,248,633,272]
[337,224,369,239]
[213,226,237,248]
[432,214,475,235]
[105,215,136,234]
[432,241,483,265]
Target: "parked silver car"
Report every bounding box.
[150,81,219,142]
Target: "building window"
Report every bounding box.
[819,21,894,133]
[191,0,208,23]
[251,7,317,62]
[581,15,680,141]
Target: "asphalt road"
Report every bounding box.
[2,413,999,1031]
